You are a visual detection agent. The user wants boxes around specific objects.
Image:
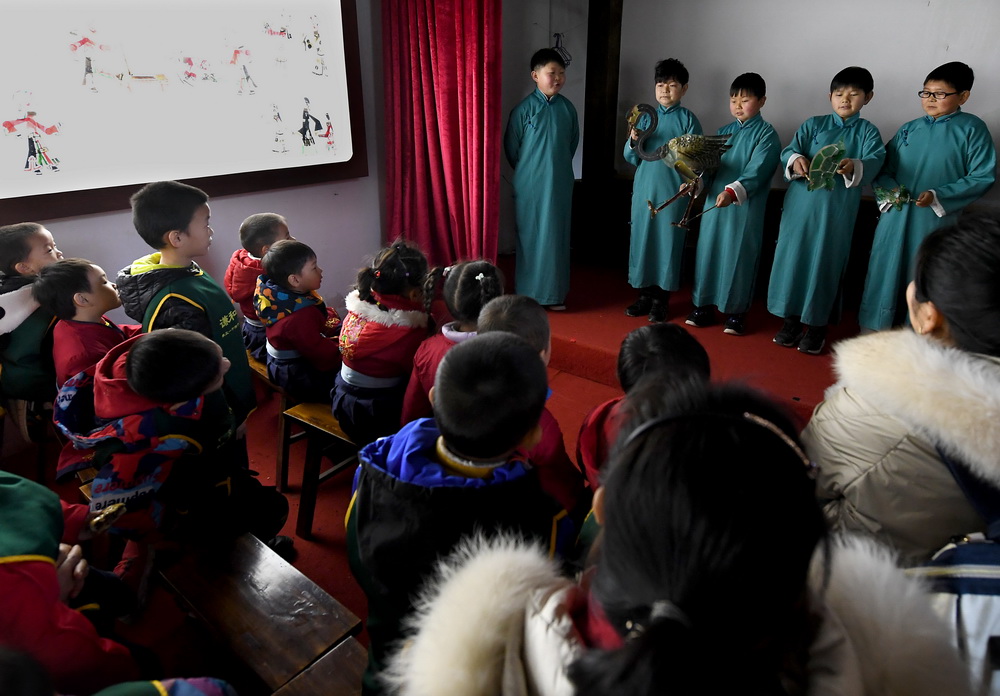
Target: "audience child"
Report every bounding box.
[0,222,63,402]
[859,61,996,331]
[32,258,142,387]
[686,72,781,336]
[503,48,579,309]
[255,239,341,402]
[804,214,1000,566]
[478,294,588,513]
[347,332,574,695]
[577,323,710,491]
[387,381,970,696]
[767,66,886,355]
[116,181,255,425]
[0,471,143,695]
[224,212,292,360]
[400,260,504,424]
[53,330,290,553]
[333,240,434,446]
[623,58,702,322]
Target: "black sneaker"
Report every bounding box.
[798,325,827,355]
[625,293,652,317]
[773,318,803,347]
[648,299,668,323]
[266,535,297,562]
[723,314,746,336]
[685,306,716,328]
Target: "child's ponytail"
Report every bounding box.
[442,260,505,325]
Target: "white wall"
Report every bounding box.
[32,0,385,323]
[618,0,1000,208]
[500,0,589,253]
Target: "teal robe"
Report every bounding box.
[504,89,579,305]
[624,103,702,291]
[859,109,996,330]
[692,113,781,313]
[767,113,885,326]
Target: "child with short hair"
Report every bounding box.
[859,61,996,331]
[577,323,710,490]
[478,294,588,514]
[686,72,781,336]
[767,66,886,354]
[624,58,702,322]
[255,239,341,402]
[333,240,435,446]
[116,181,255,424]
[400,259,504,424]
[347,331,573,694]
[0,222,64,401]
[504,47,579,308]
[53,330,289,549]
[224,212,292,360]
[32,258,142,386]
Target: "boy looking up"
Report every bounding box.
[686,73,781,336]
[504,48,579,309]
[224,212,292,360]
[255,239,341,402]
[767,67,885,354]
[32,258,141,386]
[859,61,995,331]
[116,181,255,424]
[347,332,573,694]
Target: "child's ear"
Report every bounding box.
[428,386,436,409]
[957,90,971,106]
[166,229,186,249]
[73,292,89,308]
[405,287,422,303]
[758,95,767,107]
[286,274,302,291]
[863,91,874,105]
[592,486,605,525]
[14,261,34,276]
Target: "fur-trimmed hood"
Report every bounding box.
[384,534,970,696]
[831,329,1000,485]
[344,288,427,329]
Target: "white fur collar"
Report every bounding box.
[831,330,1000,483]
[344,289,427,329]
[0,284,40,335]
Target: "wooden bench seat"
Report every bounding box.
[159,532,362,692]
[271,636,366,696]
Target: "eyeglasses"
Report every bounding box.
[918,90,960,100]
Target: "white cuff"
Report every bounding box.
[841,159,863,188]
[785,153,805,180]
[727,180,747,205]
[929,190,946,217]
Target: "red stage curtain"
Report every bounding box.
[382,0,502,267]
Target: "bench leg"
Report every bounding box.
[276,395,291,493]
[296,429,323,539]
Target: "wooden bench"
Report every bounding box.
[159,532,362,693]
[282,402,358,539]
[271,636,366,696]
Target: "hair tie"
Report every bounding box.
[374,270,381,278]
[475,272,485,282]
[625,599,691,640]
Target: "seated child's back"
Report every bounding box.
[32,258,142,386]
[255,239,341,402]
[347,331,573,694]
[224,212,291,361]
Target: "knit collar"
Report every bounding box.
[254,274,324,327]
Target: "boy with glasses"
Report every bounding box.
[859,61,995,331]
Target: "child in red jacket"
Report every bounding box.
[223,212,291,361]
[255,240,341,402]
[32,258,142,387]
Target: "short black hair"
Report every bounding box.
[531,48,565,71]
[830,66,874,94]
[434,332,548,459]
[730,72,766,99]
[262,239,316,290]
[32,258,94,319]
[477,295,549,354]
[617,323,710,393]
[126,329,223,404]
[0,222,43,276]
[240,212,288,256]
[130,181,209,250]
[925,61,974,93]
[355,239,429,302]
[443,260,504,324]
[655,58,688,86]
[0,647,53,696]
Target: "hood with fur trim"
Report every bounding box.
[385,534,970,696]
[830,329,1000,484]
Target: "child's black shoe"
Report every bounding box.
[773,318,803,347]
[685,306,716,328]
[797,325,827,355]
[723,314,746,336]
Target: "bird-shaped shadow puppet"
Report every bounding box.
[627,103,732,227]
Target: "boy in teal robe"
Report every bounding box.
[624,58,702,322]
[859,61,995,331]
[504,48,579,309]
[767,66,885,355]
[686,73,781,336]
